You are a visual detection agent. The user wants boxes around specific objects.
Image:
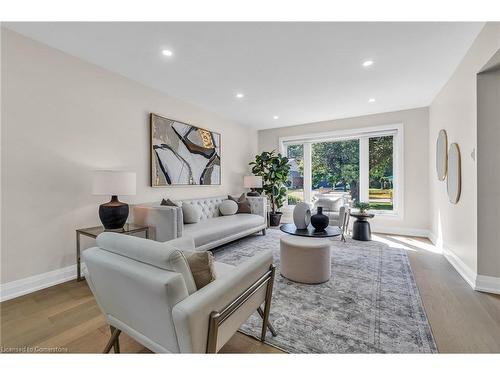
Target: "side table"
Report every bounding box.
[76,223,149,281]
[350,212,375,241]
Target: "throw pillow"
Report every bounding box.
[182,203,202,224]
[228,193,252,214]
[219,199,238,216]
[185,251,216,289]
[161,198,179,207]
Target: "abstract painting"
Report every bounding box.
[150,113,221,186]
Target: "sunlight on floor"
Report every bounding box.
[388,235,443,254]
[370,234,443,254]
[372,234,412,250]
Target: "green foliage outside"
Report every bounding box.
[369,136,393,189]
[285,137,394,209]
[287,190,304,205]
[250,150,290,214]
[311,140,360,201]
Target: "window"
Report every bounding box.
[281,124,402,216]
[369,136,394,210]
[285,144,304,205]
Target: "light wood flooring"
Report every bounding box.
[1,232,499,353]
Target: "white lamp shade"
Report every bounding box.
[92,171,136,196]
[243,175,263,188]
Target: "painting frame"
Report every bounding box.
[150,113,222,187]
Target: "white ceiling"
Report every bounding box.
[4,22,484,129]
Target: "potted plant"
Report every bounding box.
[249,150,290,226]
[354,201,370,215]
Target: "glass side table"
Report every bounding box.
[76,223,149,281]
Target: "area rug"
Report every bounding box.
[213,229,437,353]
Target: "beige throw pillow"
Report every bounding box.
[185,251,216,289]
[228,193,252,214]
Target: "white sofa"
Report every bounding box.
[132,196,267,250]
[83,232,276,353]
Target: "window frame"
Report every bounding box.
[279,123,404,219]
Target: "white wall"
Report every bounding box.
[258,107,430,235]
[477,63,500,278]
[0,29,257,284]
[428,23,500,281]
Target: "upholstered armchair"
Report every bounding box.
[83,233,276,353]
[313,194,350,241]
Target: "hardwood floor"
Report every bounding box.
[1,232,499,353]
[0,279,283,353]
[384,234,500,353]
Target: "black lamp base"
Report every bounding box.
[246,188,261,197]
[99,195,129,230]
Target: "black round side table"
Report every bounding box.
[350,212,375,241]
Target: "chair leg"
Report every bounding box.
[257,307,278,337]
[103,326,121,353]
[262,228,266,236]
[260,265,275,342]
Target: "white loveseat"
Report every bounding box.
[132,196,267,250]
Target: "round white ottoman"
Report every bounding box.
[280,235,332,284]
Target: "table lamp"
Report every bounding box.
[243,175,263,197]
[92,170,136,229]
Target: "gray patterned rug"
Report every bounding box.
[213,229,437,353]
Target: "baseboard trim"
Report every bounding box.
[372,226,431,238]
[475,274,500,294]
[0,265,77,302]
[428,232,500,295]
[441,247,477,290]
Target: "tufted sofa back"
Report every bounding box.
[178,196,227,220]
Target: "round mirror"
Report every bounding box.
[436,129,448,181]
[447,143,461,204]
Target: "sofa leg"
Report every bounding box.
[262,229,266,236]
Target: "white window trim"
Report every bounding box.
[279,123,404,219]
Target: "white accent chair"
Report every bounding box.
[313,194,350,241]
[83,232,276,353]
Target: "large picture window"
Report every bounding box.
[281,124,401,216]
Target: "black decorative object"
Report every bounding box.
[310,207,329,231]
[92,170,136,230]
[269,212,283,227]
[350,212,375,241]
[99,196,129,230]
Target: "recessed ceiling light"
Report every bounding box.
[273,115,279,120]
[362,60,374,67]
[368,98,376,103]
[162,49,173,57]
[235,93,244,99]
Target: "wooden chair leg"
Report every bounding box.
[103,326,121,353]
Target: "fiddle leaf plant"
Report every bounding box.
[249,150,290,214]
